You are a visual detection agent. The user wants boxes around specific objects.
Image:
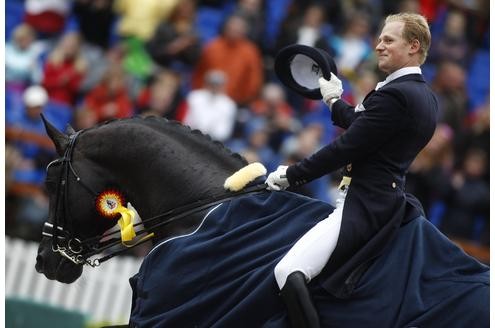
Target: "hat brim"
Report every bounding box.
[274,44,338,100]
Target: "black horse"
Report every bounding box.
[36,116,489,327]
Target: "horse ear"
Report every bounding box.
[41,114,69,156]
[66,124,76,135]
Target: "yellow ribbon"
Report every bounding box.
[115,205,136,242]
[338,176,352,190]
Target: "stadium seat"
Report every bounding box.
[5,0,25,38]
[195,6,226,45]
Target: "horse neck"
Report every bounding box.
[81,121,246,227]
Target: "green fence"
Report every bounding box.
[6,298,88,328]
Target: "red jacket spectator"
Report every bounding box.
[84,65,134,122]
[41,32,87,105]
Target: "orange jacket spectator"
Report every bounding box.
[192,15,263,105]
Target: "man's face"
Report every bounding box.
[375,21,413,75]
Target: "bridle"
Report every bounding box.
[42,130,267,267]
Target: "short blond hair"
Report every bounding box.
[385,13,431,64]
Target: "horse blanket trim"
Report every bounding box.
[147,203,224,257]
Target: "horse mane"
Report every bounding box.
[88,116,248,166]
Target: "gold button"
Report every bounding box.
[392,182,396,188]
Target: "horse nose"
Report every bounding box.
[35,253,45,273]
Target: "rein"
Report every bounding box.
[82,183,267,266]
[42,130,268,267]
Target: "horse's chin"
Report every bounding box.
[41,258,83,284]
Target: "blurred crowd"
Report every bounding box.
[5,0,490,252]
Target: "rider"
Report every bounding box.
[265,13,437,327]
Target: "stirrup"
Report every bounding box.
[279,271,320,328]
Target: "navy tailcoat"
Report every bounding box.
[286,73,439,297]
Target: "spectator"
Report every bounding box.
[146,0,201,69]
[461,102,489,174]
[441,147,489,244]
[432,60,467,128]
[183,70,237,142]
[6,24,42,89]
[192,14,263,106]
[228,117,281,172]
[430,9,470,67]
[83,64,134,122]
[72,107,99,130]
[281,122,332,203]
[5,85,71,194]
[24,0,70,38]
[349,69,379,105]
[138,69,184,120]
[406,124,455,218]
[250,82,300,152]
[79,42,128,95]
[73,0,116,50]
[41,32,88,105]
[329,11,374,76]
[233,0,266,49]
[113,0,180,41]
[275,4,332,55]
[431,60,468,155]
[466,100,490,165]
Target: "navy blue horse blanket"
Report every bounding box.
[129,191,489,327]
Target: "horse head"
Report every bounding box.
[36,116,249,283]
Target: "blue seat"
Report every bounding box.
[5,0,25,38]
[466,49,489,111]
[264,0,292,47]
[43,101,73,130]
[195,7,226,45]
[428,200,446,227]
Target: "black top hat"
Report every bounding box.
[274,44,338,100]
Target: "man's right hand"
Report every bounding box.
[319,73,343,106]
[265,165,289,191]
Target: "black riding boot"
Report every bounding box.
[280,271,320,328]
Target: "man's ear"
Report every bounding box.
[41,114,69,156]
[409,39,421,56]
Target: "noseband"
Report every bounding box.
[42,130,268,268]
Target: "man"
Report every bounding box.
[191,14,263,106]
[266,13,437,327]
[184,70,237,142]
[6,85,72,185]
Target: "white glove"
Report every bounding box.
[319,73,343,106]
[265,165,289,191]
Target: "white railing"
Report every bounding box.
[5,236,143,325]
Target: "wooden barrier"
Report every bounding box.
[5,236,142,325]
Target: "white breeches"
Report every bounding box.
[274,179,350,290]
